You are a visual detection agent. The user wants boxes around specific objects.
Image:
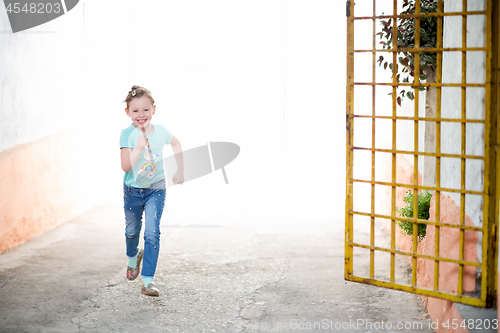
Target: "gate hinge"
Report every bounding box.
[346,1,351,17]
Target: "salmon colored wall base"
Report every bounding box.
[377,154,478,333]
[420,195,477,333]
[0,131,87,254]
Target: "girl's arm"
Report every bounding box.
[170,135,184,184]
[121,135,147,172]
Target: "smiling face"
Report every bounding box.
[125,96,156,130]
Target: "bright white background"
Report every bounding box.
[1,0,347,227]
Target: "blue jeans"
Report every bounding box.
[123,179,166,278]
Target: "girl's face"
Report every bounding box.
[125,96,156,130]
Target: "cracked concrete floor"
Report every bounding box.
[0,204,433,332]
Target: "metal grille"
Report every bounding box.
[345,0,498,307]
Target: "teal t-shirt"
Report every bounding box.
[120,123,173,188]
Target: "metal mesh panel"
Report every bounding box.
[345,0,498,307]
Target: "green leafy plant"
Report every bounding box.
[376,0,439,106]
[396,189,432,241]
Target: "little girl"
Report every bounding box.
[120,85,184,297]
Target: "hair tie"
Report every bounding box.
[132,89,136,97]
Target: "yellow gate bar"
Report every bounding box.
[457,0,468,297]
[353,11,487,20]
[352,146,486,160]
[344,0,354,280]
[353,115,486,124]
[434,0,443,292]
[483,0,499,307]
[390,0,397,284]
[411,0,421,288]
[369,0,376,280]
[349,276,487,308]
[348,241,482,267]
[351,211,483,232]
[351,179,485,195]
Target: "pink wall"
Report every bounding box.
[376,155,477,333]
[0,131,88,254]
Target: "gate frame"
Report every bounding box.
[345,0,499,308]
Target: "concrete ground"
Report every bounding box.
[0,204,433,332]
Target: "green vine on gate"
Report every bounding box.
[396,190,432,241]
[376,0,439,106]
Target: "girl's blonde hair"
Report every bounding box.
[123,85,155,109]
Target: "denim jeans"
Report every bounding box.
[123,179,166,278]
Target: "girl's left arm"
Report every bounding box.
[170,135,184,185]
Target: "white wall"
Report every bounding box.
[0,3,85,152]
[440,0,485,233]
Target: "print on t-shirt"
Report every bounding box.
[136,141,158,184]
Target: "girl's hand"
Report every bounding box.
[173,171,184,185]
[137,134,148,149]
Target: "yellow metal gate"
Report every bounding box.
[345,0,499,307]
